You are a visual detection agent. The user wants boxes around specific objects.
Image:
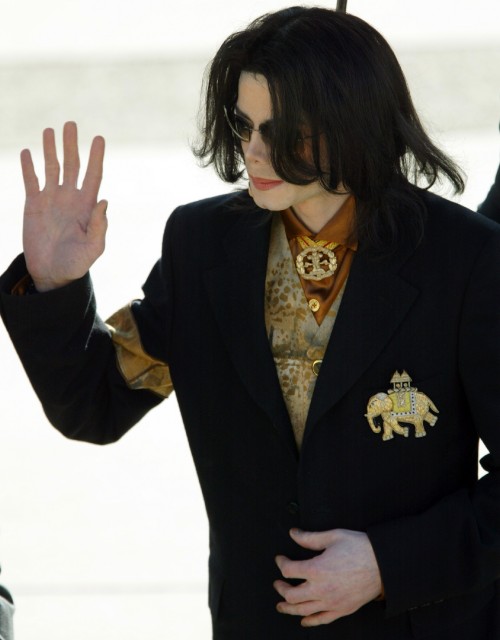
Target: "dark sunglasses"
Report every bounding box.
[224,106,275,144]
[224,106,310,146]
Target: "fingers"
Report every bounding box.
[35,123,104,196]
[20,149,40,197]
[63,121,80,187]
[43,127,60,189]
[274,580,335,621]
[289,528,336,551]
[301,610,339,627]
[274,579,312,605]
[275,554,309,581]
[87,199,108,245]
[277,598,321,617]
[81,134,105,200]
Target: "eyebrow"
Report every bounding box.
[234,105,274,127]
[234,105,308,132]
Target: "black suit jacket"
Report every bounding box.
[1,189,500,639]
[479,163,500,223]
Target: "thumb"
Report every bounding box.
[289,528,337,551]
[87,199,108,241]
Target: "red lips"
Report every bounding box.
[250,175,284,191]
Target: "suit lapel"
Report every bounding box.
[203,198,420,455]
[203,205,298,458]
[303,242,420,444]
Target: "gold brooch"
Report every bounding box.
[364,370,439,441]
[295,236,339,281]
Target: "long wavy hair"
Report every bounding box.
[193,6,464,249]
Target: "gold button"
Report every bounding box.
[312,360,322,376]
[308,298,320,312]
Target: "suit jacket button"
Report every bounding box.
[288,501,300,515]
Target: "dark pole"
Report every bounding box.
[336,0,348,11]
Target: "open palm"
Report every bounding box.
[22,121,108,292]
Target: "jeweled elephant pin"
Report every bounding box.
[364,371,439,441]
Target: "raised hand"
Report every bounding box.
[21,121,108,292]
[274,528,382,627]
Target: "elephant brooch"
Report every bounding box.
[365,371,439,441]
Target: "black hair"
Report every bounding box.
[193,6,465,249]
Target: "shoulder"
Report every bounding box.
[402,190,500,285]
[159,189,267,259]
[419,189,500,248]
[168,190,257,228]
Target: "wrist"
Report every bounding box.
[31,276,73,292]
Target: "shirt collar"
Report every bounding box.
[281,194,357,250]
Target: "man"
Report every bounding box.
[1,7,499,639]
[479,135,500,222]
[0,583,14,640]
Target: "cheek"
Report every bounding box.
[240,142,249,164]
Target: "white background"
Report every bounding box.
[0,0,499,60]
[0,1,499,638]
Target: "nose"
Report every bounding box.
[242,131,269,164]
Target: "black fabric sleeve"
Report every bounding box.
[0,234,172,444]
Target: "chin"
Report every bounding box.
[248,187,290,212]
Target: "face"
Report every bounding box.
[236,71,346,227]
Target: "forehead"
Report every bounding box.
[237,72,272,122]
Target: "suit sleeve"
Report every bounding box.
[0,212,177,445]
[367,230,500,615]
